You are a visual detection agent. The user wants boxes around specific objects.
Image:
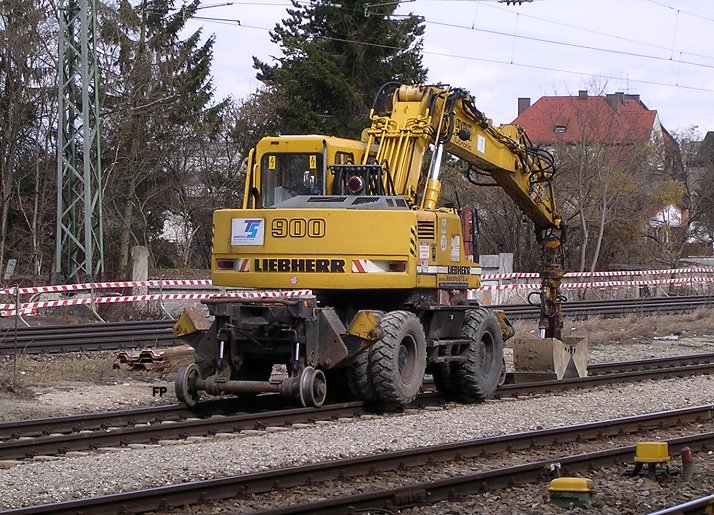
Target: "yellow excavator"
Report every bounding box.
[174,83,570,408]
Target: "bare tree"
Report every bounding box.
[0,0,57,280]
[98,0,221,278]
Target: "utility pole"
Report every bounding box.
[56,0,104,283]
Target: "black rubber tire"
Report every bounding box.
[347,345,377,401]
[346,311,385,402]
[369,310,426,406]
[432,362,462,398]
[455,308,504,402]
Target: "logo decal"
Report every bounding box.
[231,218,265,246]
[245,220,261,238]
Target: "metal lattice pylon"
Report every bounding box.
[56,0,103,283]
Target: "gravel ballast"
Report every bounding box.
[1,373,714,510]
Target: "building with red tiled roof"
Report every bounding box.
[514,90,673,150]
[514,90,688,268]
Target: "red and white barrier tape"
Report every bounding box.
[0,279,213,296]
[3,267,714,296]
[480,267,714,281]
[478,276,714,291]
[2,268,714,316]
[0,290,312,316]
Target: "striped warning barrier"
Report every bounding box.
[0,290,312,317]
[1,267,713,316]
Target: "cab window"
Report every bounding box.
[261,153,324,207]
[334,151,354,165]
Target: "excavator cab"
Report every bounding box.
[244,135,370,208]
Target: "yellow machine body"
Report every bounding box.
[212,207,481,291]
[173,83,570,411]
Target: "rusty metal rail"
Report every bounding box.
[649,493,714,514]
[0,399,407,461]
[3,405,712,514]
[495,294,714,320]
[3,353,714,461]
[0,319,180,354]
[256,430,714,515]
[497,362,714,398]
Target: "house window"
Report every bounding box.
[554,125,567,134]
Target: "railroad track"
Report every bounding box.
[2,353,713,463]
[495,293,714,319]
[0,319,180,354]
[4,404,712,514]
[1,294,712,354]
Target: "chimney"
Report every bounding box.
[605,91,625,110]
[578,90,588,100]
[518,97,531,116]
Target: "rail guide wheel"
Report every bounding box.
[298,366,327,407]
[175,363,201,408]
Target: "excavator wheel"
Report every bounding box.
[369,311,426,406]
[347,346,377,402]
[346,311,385,402]
[456,308,504,402]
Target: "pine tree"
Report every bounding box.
[254,0,427,138]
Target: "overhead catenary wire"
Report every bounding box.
[642,0,714,24]
[189,3,714,95]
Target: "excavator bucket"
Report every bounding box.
[511,337,588,383]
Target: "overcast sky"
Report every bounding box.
[186,0,714,136]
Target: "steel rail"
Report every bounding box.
[3,405,712,515]
[0,397,437,461]
[255,431,714,515]
[495,294,714,320]
[0,319,180,354]
[650,493,714,514]
[3,354,714,461]
[496,362,714,398]
[0,397,252,440]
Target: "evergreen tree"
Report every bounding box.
[254,0,427,138]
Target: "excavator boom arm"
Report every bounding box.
[365,84,565,338]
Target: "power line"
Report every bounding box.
[425,18,714,71]
[262,2,714,73]
[197,0,714,65]
[190,15,714,94]
[641,0,714,24]
[480,1,714,63]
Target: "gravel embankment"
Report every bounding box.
[207,425,714,514]
[1,373,713,510]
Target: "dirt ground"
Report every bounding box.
[1,310,714,422]
[0,349,185,421]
